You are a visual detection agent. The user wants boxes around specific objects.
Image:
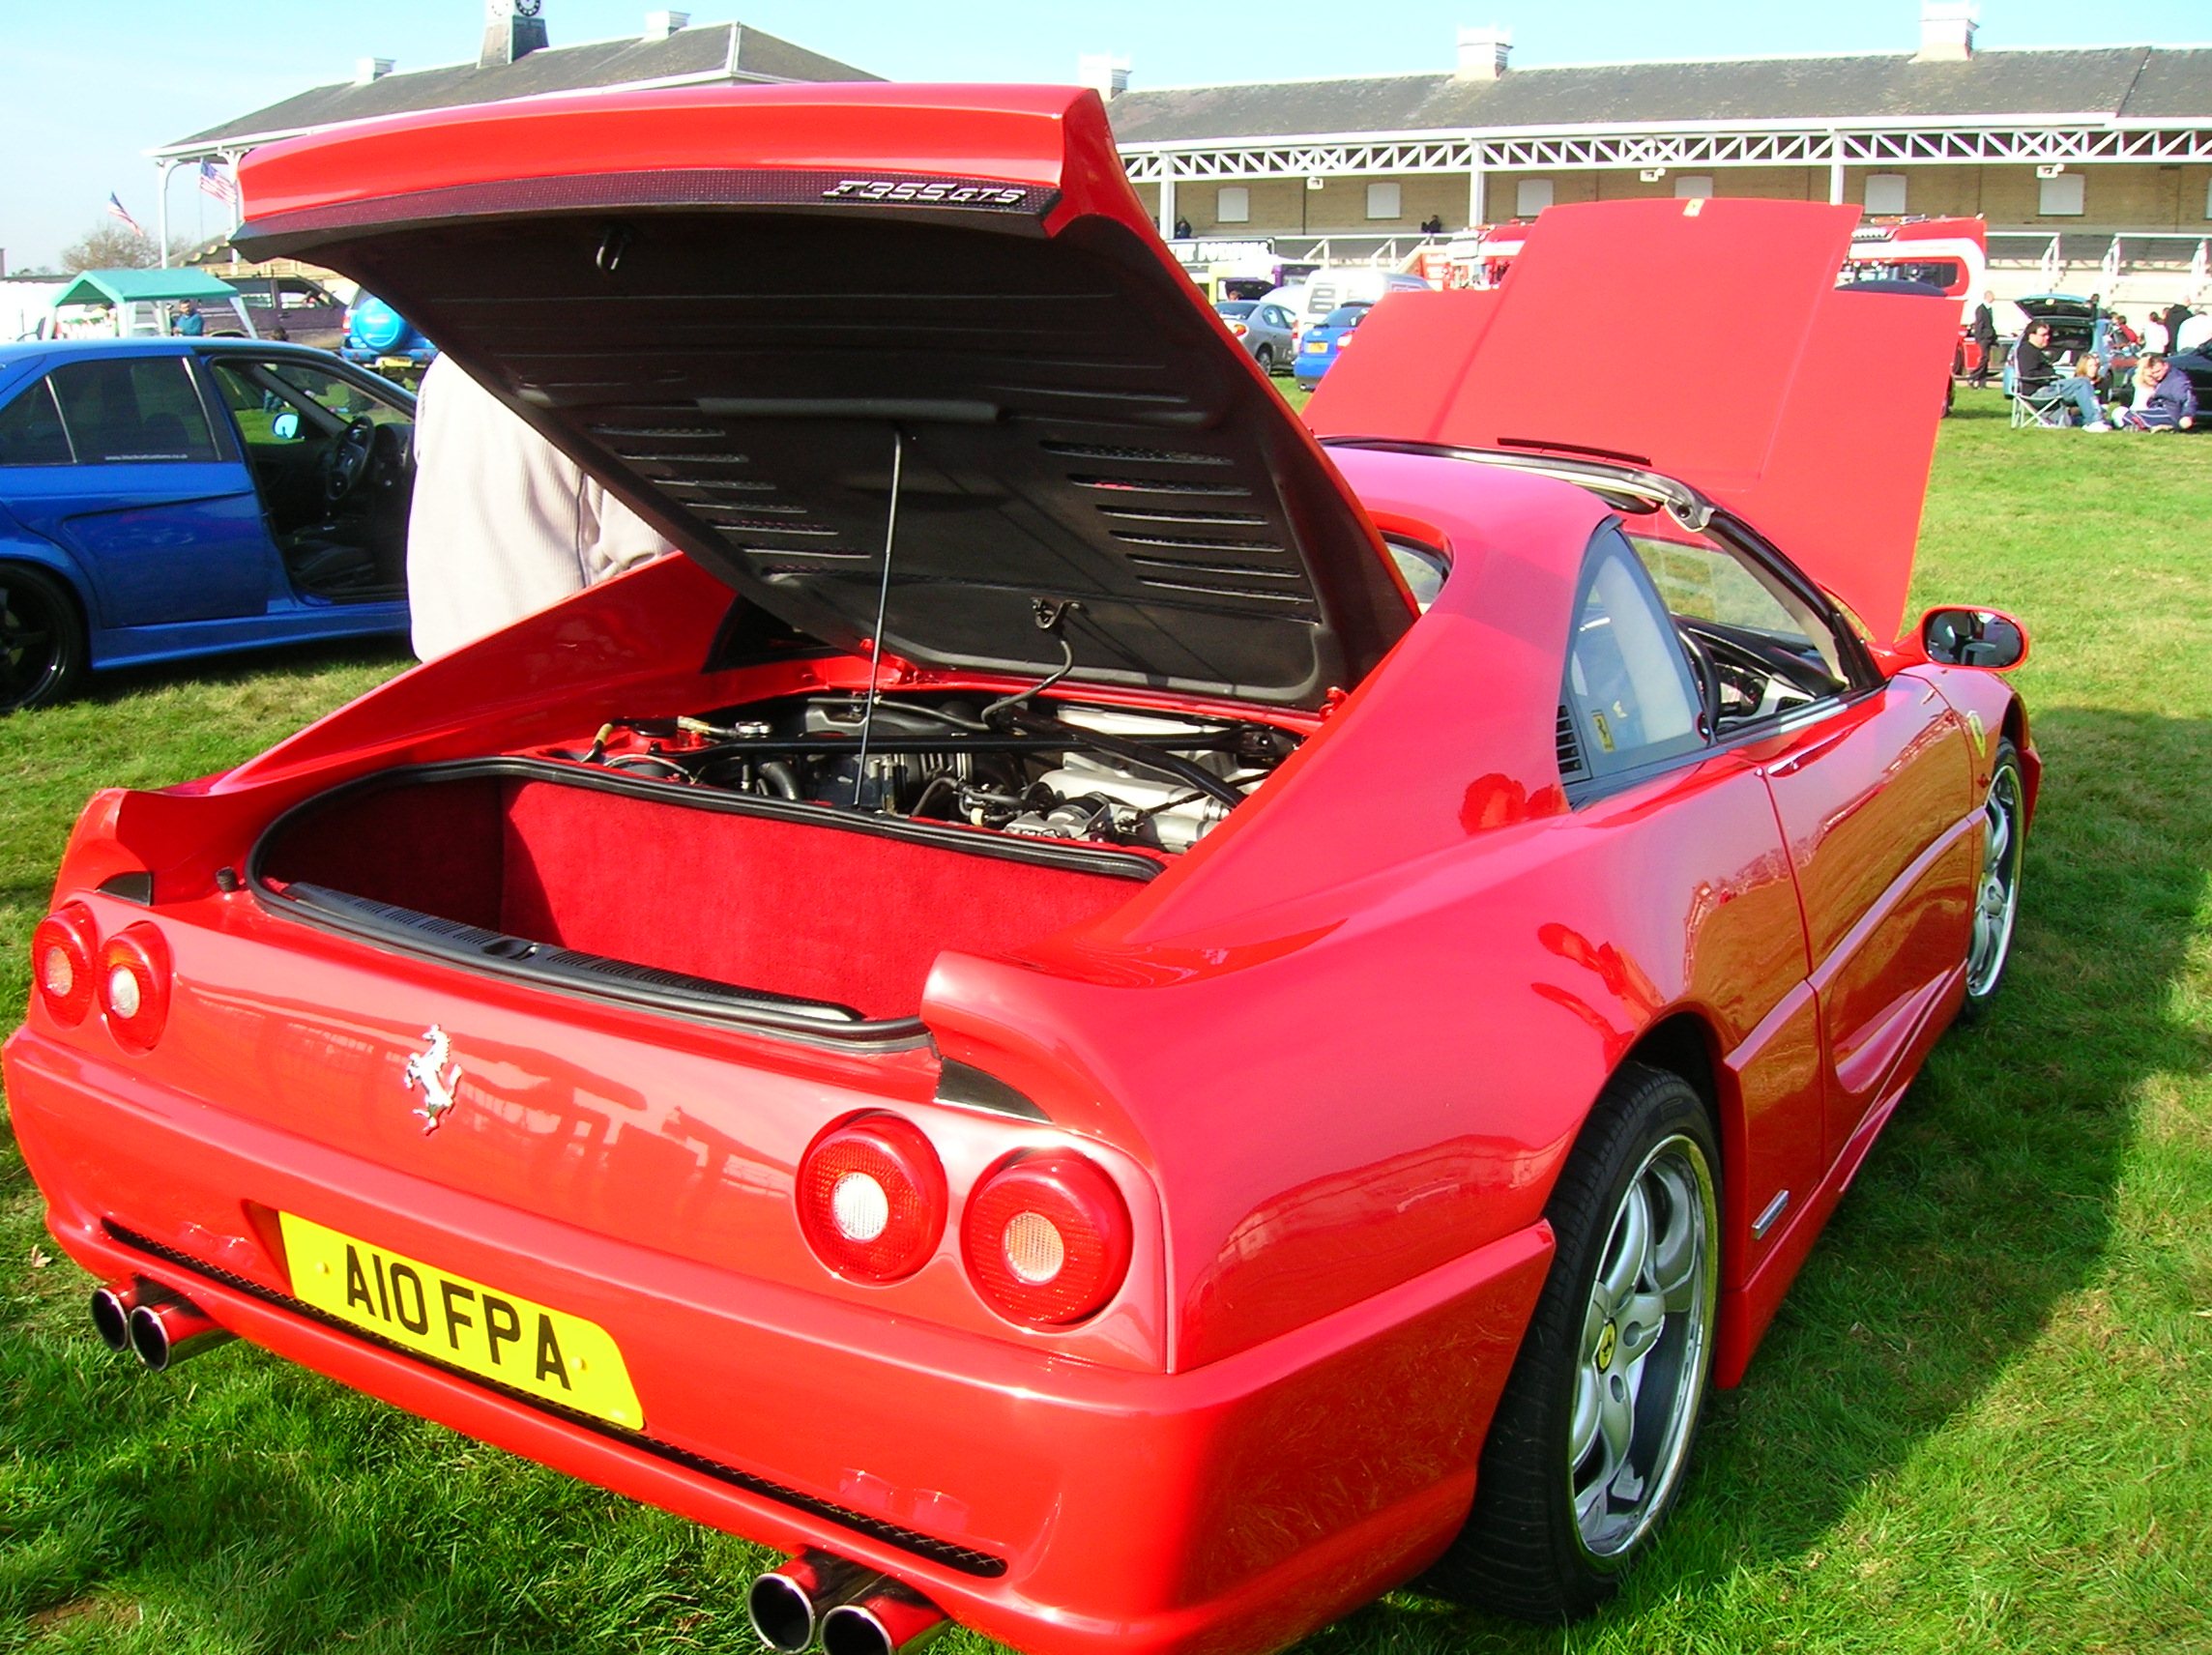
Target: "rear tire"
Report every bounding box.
[1426,1063,1720,1622]
[0,565,85,713]
[1255,344,1275,372]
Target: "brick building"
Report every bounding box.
[1104,4,2212,303]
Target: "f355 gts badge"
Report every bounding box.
[403,1026,464,1135]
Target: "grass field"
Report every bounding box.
[3,391,2209,1653]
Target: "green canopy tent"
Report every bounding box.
[51,269,252,339]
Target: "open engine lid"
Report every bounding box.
[1303,197,1961,640]
[233,85,1412,709]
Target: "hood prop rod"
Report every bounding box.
[853,426,906,807]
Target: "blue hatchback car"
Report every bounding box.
[1292,303,1375,391]
[0,338,415,711]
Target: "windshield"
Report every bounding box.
[1322,306,1370,328]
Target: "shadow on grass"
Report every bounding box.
[1300,705,2207,1651]
[76,634,413,707]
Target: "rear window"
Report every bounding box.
[1322,306,1371,328]
[0,379,73,466]
[46,357,218,464]
[1214,301,1258,319]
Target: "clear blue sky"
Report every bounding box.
[3,0,2206,271]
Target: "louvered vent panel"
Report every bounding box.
[1557,704,1588,782]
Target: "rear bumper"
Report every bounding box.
[6,1027,1551,1655]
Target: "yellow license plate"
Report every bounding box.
[280,1211,643,1429]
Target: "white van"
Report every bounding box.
[1292,268,1432,321]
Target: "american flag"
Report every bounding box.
[197,159,239,207]
[106,193,146,237]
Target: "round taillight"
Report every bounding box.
[32,903,99,1027]
[98,923,171,1054]
[963,1152,1132,1325]
[796,1113,946,1283]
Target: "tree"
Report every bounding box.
[58,222,198,275]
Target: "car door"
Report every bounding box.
[0,353,276,627]
[1760,674,1976,1166]
[1563,528,1822,1285]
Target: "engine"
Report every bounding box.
[560,693,1299,854]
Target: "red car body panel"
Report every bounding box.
[1302,196,1963,641]
[6,84,2038,1655]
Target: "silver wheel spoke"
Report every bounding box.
[1598,1377,1635,1467]
[1597,1184,1650,1315]
[1618,1290,1668,1363]
[1985,802,2010,867]
[1570,1366,1601,1464]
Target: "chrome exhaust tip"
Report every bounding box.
[748,1551,887,1652]
[822,1584,947,1655]
[127,1293,235,1372]
[90,1278,140,1350]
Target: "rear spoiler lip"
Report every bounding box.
[232,167,1063,262]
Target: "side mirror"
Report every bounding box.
[270,411,302,442]
[1918,606,2028,671]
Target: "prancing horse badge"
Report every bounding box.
[403,1026,464,1134]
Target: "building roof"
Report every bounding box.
[160,20,878,157]
[55,269,240,307]
[1104,46,2212,144]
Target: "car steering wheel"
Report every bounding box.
[1678,623,1723,739]
[324,416,377,504]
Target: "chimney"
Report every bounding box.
[1912,0,1977,62]
[1456,24,1512,81]
[354,56,394,84]
[480,0,549,70]
[642,9,687,40]
[1078,52,1131,100]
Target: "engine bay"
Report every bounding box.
[529,690,1305,856]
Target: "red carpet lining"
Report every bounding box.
[261,773,1140,1018]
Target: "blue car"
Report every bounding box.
[1292,303,1375,390]
[0,337,416,711]
[340,295,437,374]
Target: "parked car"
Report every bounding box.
[340,294,436,380]
[6,95,2034,1655]
[1295,267,1431,321]
[1293,302,1374,388]
[231,275,348,351]
[0,337,414,710]
[1213,299,1295,373]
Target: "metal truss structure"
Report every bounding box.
[1119,121,2212,182]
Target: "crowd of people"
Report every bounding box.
[1973,289,2200,434]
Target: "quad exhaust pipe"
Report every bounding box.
[91,1276,236,1371]
[749,1551,946,1655]
[822,1583,948,1655]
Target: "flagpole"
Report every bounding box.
[157,160,173,268]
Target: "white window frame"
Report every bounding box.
[1215,186,1250,224]
[2039,174,2085,217]
[1365,182,1403,220]
[1864,173,1908,215]
[1515,178,1555,217]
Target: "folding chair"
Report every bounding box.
[2003,356,2075,428]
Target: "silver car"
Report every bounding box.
[1215,300,1296,375]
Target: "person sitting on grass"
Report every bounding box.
[2116,355,2197,432]
[2014,321,2112,430]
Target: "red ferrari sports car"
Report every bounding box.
[7,86,2034,1651]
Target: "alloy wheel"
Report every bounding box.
[1966,756,2024,999]
[1569,1133,1715,1560]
